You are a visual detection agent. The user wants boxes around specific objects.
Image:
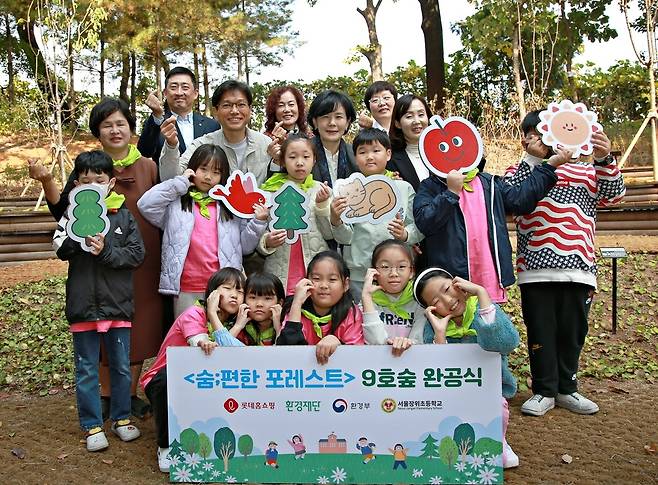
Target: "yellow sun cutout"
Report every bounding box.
[537,100,602,158]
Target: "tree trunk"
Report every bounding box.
[193,45,200,111]
[202,44,210,115]
[5,13,14,103]
[130,51,137,117]
[244,48,250,85]
[560,0,578,101]
[155,37,162,94]
[236,43,245,81]
[356,0,384,82]
[512,18,526,119]
[419,0,445,111]
[119,52,130,104]
[66,28,78,130]
[99,31,105,98]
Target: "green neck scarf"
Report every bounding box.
[445,296,479,339]
[384,170,395,179]
[105,191,125,211]
[462,168,480,192]
[244,323,275,346]
[261,173,315,193]
[189,189,215,219]
[372,281,414,319]
[301,309,331,339]
[112,144,141,168]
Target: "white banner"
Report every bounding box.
[167,344,504,484]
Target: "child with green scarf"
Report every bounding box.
[361,240,426,356]
[414,267,521,470]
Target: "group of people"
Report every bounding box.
[28,65,626,473]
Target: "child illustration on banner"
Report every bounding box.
[276,251,364,364]
[413,114,570,304]
[288,434,307,460]
[356,437,376,464]
[265,441,279,468]
[259,133,333,295]
[389,443,409,470]
[331,129,423,302]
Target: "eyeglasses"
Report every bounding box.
[219,102,249,111]
[376,264,411,274]
[369,96,394,105]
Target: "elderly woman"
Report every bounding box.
[29,97,163,419]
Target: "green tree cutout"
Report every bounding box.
[70,188,108,240]
[420,433,440,459]
[271,183,309,243]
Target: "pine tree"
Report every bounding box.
[420,433,440,459]
[272,184,309,242]
[169,439,184,459]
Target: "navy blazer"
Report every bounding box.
[387,147,421,191]
[137,111,220,166]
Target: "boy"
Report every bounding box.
[53,150,145,451]
[505,110,625,417]
[330,128,423,301]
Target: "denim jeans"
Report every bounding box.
[72,328,131,430]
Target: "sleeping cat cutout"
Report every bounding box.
[333,173,402,225]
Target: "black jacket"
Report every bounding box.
[137,111,220,166]
[55,206,145,324]
[387,147,421,191]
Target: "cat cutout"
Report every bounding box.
[333,173,402,225]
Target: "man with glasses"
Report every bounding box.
[159,80,271,186]
[138,66,219,166]
[358,81,398,133]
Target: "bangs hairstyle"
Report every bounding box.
[307,90,357,136]
[73,150,114,179]
[181,144,232,220]
[211,80,252,108]
[389,94,433,151]
[521,109,543,136]
[413,267,453,307]
[370,239,415,269]
[265,86,309,134]
[282,251,355,335]
[279,133,316,166]
[246,272,285,301]
[204,268,246,303]
[363,81,398,110]
[352,128,392,154]
[89,97,136,139]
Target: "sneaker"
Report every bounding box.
[157,447,172,473]
[86,427,109,452]
[521,394,555,416]
[503,442,519,469]
[556,392,599,414]
[111,419,141,441]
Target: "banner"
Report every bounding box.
[167,344,503,484]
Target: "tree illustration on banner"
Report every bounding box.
[198,432,213,460]
[453,423,475,463]
[420,433,440,459]
[180,428,200,456]
[438,436,459,466]
[214,426,236,472]
[238,434,254,460]
[269,182,311,244]
[66,185,110,252]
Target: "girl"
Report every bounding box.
[29,97,162,419]
[361,240,426,356]
[387,94,433,191]
[414,268,520,469]
[287,434,306,460]
[413,136,570,303]
[258,134,333,294]
[276,251,364,365]
[141,268,246,473]
[306,90,358,187]
[138,143,269,318]
[228,272,285,346]
[330,128,423,301]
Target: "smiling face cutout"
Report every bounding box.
[537,100,602,158]
[418,115,483,178]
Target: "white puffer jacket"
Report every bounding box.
[258,182,333,290]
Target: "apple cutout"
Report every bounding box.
[418,115,484,178]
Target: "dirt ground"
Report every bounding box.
[0,260,657,484]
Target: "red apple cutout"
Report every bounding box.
[418,115,484,178]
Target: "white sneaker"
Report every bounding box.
[157,447,172,473]
[521,394,555,416]
[556,392,599,414]
[111,419,141,441]
[503,442,519,469]
[86,428,109,452]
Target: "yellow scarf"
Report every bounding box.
[189,189,215,219]
[261,173,315,193]
[372,281,414,319]
[445,296,478,339]
[301,309,331,339]
[462,168,479,192]
[104,191,126,211]
[112,144,141,168]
